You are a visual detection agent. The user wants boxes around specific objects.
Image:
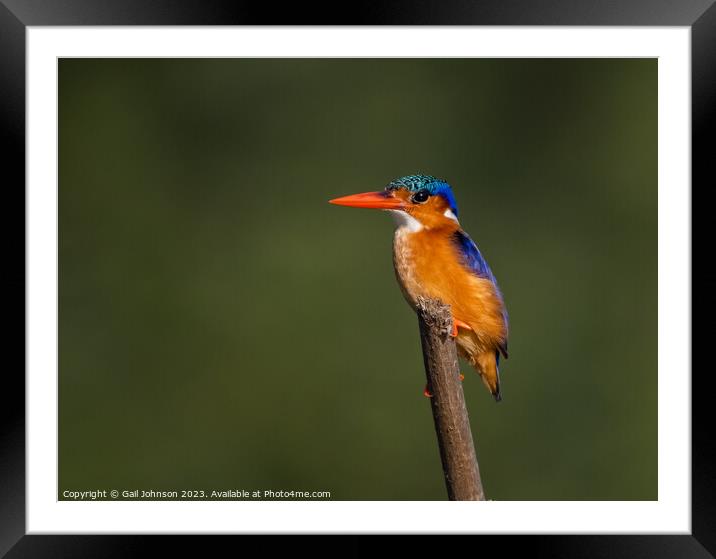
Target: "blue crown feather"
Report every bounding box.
[386,174,459,217]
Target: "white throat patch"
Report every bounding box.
[389,210,423,232]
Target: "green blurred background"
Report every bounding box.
[59,58,656,500]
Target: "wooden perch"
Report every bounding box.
[416,297,485,501]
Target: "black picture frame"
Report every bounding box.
[2,1,711,556]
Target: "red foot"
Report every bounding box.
[423,384,433,398]
[459,373,465,381]
[450,317,473,337]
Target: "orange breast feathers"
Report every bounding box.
[392,225,507,356]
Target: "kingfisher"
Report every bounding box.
[329,174,508,401]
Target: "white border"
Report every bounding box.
[27,27,691,534]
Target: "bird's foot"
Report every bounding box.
[450,317,473,338]
[459,372,465,381]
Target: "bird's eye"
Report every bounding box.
[412,190,430,204]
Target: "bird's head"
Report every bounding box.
[329,174,460,231]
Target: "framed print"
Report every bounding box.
[2,0,711,556]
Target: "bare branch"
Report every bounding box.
[416,296,485,501]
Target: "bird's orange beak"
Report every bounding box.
[329,190,405,210]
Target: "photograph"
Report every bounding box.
[2,1,708,552]
[57,57,657,502]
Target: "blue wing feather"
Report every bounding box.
[452,230,509,357]
[452,230,498,285]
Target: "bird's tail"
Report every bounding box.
[474,351,502,402]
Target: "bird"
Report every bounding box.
[329,174,508,401]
